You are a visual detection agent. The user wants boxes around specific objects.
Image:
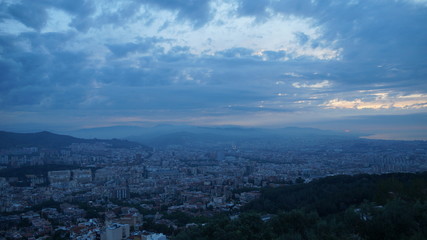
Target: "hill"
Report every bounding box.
[67,125,361,145]
[0,130,144,149]
[175,172,427,240]
[125,126,359,147]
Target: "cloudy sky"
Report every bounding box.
[1,0,427,139]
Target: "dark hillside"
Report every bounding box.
[175,172,427,240]
[0,131,145,149]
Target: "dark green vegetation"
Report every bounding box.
[0,164,79,178]
[0,164,90,187]
[0,130,144,149]
[175,172,427,240]
[246,172,427,215]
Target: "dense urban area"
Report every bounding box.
[1,130,427,239]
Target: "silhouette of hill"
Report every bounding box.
[70,125,361,141]
[126,126,359,146]
[0,130,144,149]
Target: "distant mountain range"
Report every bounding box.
[66,125,361,147]
[0,131,144,149]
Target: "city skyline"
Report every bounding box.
[1,0,427,140]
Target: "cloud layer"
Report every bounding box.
[0,0,426,138]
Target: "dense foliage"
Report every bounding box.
[175,172,427,240]
[0,164,80,178]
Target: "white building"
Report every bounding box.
[146,233,167,240]
[101,223,130,240]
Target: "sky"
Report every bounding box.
[0,0,427,140]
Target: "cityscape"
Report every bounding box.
[0,129,426,239]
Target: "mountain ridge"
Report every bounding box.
[0,130,144,149]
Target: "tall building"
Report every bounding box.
[113,188,129,200]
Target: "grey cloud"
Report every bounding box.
[1,0,96,32]
[262,51,286,61]
[228,106,296,113]
[21,32,77,52]
[8,2,49,31]
[0,58,20,93]
[0,2,9,21]
[294,32,309,45]
[229,0,427,90]
[237,0,270,19]
[99,66,175,86]
[49,0,95,16]
[3,86,48,106]
[0,31,92,109]
[272,0,427,62]
[138,0,214,28]
[158,21,170,32]
[93,85,267,111]
[108,43,147,57]
[49,0,96,32]
[159,46,192,62]
[107,38,164,57]
[216,47,254,58]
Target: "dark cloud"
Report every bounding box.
[230,0,427,88]
[0,0,212,32]
[8,2,49,31]
[216,48,254,58]
[159,46,192,62]
[107,37,164,57]
[237,0,270,18]
[262,51,286,61]
[294,32,309,45]
[139,0,214,28]
[22,32,77,52]
[95,3,141,27]
[0,2,9,21]
[0,30,91,109]
[228,106,295,113]
[0,58,20,93]
[98,65,175,86]
[50,0,96,31]
[95,85,266,110]
[1,0,95,32]
[273,0,427,63]
[48,0,95,16]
